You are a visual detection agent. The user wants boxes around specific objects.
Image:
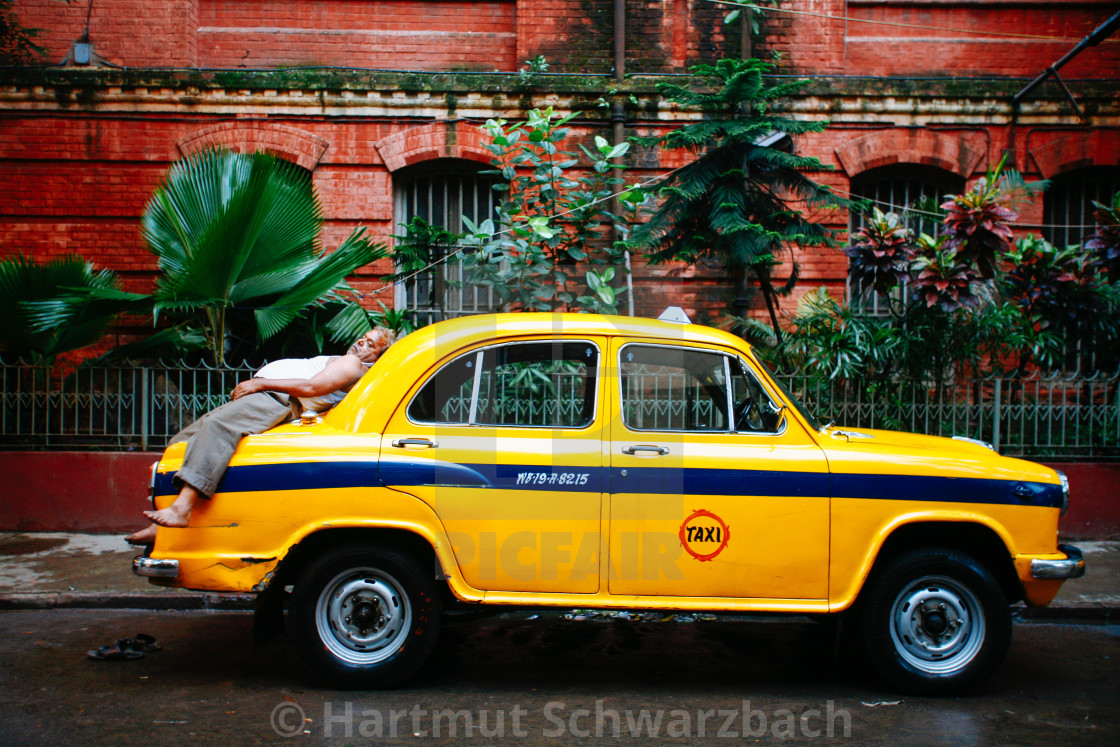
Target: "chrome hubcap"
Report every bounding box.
[315,568,411,665]
[889,575,984,675]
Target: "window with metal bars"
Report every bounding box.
[392,159,499,326]
[1042,167,1120,374]
[1043,166,1120,250]
[848,165,963,315]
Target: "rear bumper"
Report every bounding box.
[133,555,179,579]
[1031,544,1086,580]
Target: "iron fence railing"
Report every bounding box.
[0,358,259,451]
[1,358,1117,458]
[772,370,1120,459]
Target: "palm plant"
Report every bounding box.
[0,253,123,363]
[785,287,901,380]
[141,147,387,363]
[625,58,846,340]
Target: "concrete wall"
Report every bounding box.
[0,451,1115,538]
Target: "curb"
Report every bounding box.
[0,591,255,611]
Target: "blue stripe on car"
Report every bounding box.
[154,460,1062,509]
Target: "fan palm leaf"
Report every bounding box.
[140,147,384,363]
[0,253,124,362]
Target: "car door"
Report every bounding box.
[380,337,605,594]
[607,340,830,600]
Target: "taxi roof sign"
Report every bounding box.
[657,306,692,324]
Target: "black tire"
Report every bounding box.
[290,545,441,688]
[859,547,1011,696]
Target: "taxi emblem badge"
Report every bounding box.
[679,508,731,562]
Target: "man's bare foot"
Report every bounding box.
[125,524,158,545]
[143,505,191,528]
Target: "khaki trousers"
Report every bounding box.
[169,391,294,497]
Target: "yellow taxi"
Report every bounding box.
[134,311,1084,694]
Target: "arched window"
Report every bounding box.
[848,165,964,315]
[1043,166,1120,249]
[392,159,499,325]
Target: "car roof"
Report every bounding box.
[395,312,750,352]
[327,312,753,433]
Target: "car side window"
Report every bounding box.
[732,358,784,433]
[475,341,598,427]
[620,345,730,431]
[406,351,476,424]
[408,341,599,428]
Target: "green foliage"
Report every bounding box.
[939,155,1045,279]
[27,148,386,363]
[721,1,778,36]
[387,216,464,321]
[845,207,916,300]
[785,233,1120,385]
[625,58,847,336]
[1003,234,1120,372]
[138,147,386,363]
[460,107,636,314]
[516,55,549,85]
[783,288,901,380]
[909,233,989,312]
[0,253,123,363]
[326,299,415,343]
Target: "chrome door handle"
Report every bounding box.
[622,444,669,455]
[391,438,439,449]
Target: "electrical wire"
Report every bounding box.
[707,0,1095,42]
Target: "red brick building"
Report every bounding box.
[2,0,1118,329]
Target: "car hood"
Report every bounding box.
[817,425,1059,487]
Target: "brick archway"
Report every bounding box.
[1030,131,1120,179]
[176,122,329,170]
[834,129,988,178]
[375,120,491,172]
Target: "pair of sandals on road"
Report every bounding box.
[86,633,162,661]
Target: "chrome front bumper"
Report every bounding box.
[1031,544,1086,580]
[133,555,180,579]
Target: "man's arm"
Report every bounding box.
[231,355,367,401]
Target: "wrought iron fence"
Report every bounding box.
[773,370,1120,459]
[1,357,1117,458]
[0,357,259,450]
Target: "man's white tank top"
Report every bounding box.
[254,355,367,412]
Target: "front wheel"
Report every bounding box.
[860,547,1011,695]
[291,545,441,688]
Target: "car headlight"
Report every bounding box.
[1056,469,1070,516]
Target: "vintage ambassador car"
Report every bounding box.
[134,311,1084,695]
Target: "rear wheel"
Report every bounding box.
[291,545,440,688]
[860,547,1011,695]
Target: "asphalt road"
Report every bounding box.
[0,610,1116,745]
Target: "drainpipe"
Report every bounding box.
[613,0,635,315]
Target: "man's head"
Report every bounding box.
[349,327,396,364]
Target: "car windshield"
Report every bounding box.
[755,359,826,432]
